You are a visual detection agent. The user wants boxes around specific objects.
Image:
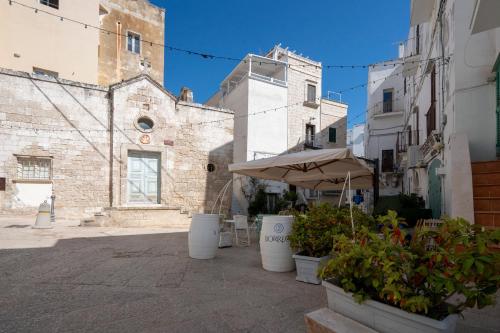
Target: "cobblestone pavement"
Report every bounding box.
[0,217,325,332]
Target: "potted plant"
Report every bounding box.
[320,210,500,333]
[289,204,374,284]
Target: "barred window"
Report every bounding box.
[17,158,51,180]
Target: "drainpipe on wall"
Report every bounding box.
[438,0,447,215]
[116,22,122,82]
[108,90,114,208]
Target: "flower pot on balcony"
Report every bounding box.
[292,252,329,285]
[322,280,458,333]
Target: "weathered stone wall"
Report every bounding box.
[0,68,234,218]
[174,102,234,214]
[284,52,322,151]
[98,0,165,85]
[0,69,110,217]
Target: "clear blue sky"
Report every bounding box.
[150,0,410,128]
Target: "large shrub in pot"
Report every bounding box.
[320,210,500,319]
[289,204,375,258]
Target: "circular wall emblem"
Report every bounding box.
[140,134,151,144]
[273,223,284,234]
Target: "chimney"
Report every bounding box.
[179,87,194,103]
[398,43,405,59]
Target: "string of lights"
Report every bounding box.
[337,57,449,94]
[8,0,440,70]
[0,66,434,132]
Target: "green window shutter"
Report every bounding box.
[329,127,336,143]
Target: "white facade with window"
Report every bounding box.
[365,58,405,197]
[364,0,500,224]
[207,45,348,213]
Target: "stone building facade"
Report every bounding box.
[206,45,348,213]
[98,0,165,86]
[0,68,233,225]
[0,0,164,86]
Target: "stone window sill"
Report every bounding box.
[12,179,52,184]
[303,101,320,109]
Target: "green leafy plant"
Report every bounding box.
[289,204,375,257]
[320,210,500,319]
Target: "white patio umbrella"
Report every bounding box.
[228,148,374,239]
[228,148,373,190]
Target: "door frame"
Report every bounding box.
[117,144,168,207]
[127,150,161,204]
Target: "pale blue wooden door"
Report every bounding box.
[127,151,160,204]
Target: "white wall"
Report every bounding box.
[352,124,365,157]
[247,78,288,160]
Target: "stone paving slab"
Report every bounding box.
[0,218,325,332]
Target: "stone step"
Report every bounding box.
[472,185,500,197]
[95,206,191,228]
[474,211,500,228]
[473,198,500,212]
[472,161,500,174]
[472,172,500,185]
[304,308,377,333]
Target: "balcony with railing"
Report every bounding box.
[372,101,404,118]
[220,54,288,98]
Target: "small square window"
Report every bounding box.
[127,32,141,54]
[40,0,59,9]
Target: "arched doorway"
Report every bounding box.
[428,159,442,218]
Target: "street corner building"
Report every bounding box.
[0,69,234,226]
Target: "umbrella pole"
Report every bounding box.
[338,173,348,208]
[348,171,355,240]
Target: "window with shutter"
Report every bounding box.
[329,127,336,143]
[307,84,316,103]
[127,32,141,54]
[383,89,393,113]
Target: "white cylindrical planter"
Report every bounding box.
[188,214,220,259]
[259,215,295,272]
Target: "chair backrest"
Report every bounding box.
[234,215,248,229]
[422,219,443,230]
[412,218,443,249]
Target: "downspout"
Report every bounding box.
[108,89,114,208]
[438,0,447,215]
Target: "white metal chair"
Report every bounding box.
[234,215,250,246]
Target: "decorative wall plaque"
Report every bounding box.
[140,134,151,144]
